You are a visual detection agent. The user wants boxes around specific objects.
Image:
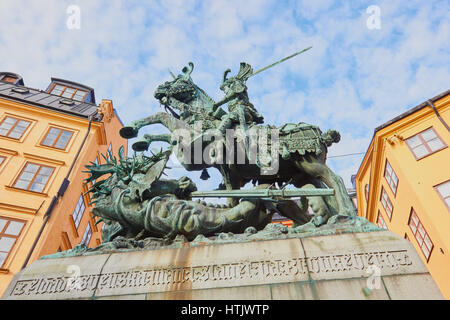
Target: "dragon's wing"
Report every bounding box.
[143,150,172,187]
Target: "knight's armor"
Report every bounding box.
[215,63,264,133]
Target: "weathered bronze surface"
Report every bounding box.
[120,56,355,216]
[44,54,380,259]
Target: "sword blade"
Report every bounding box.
[190,187,334,198]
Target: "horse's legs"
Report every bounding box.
[132,134,172,152]
[120,117,154,139]
[120,112,192,139]
[294,158,356,216]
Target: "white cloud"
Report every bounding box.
[0,0,448,191]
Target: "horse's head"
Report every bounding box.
[154,62,197,104]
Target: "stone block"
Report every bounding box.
[94,238,307,297]
[146,285,272,300]
[2,254,110,300]
[300,231,427,281]
[312,278,390,300]
[270,282,314,299]
[2,230,442,300]
[382,274,444,300]
[95,293,147,300]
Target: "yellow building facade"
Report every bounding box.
[355,89,450,298]
[0,72,126,295]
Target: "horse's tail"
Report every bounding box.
[321,129,341,146]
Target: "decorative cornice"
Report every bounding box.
[0,201,40,214]
[0,147,18,156]
[97,100,114,123]
[23,152,66,166]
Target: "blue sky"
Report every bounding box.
[0,0,449,192]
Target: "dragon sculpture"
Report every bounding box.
[82,147,311,245]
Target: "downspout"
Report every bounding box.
[427,100,450,132]
[21,112,97,269]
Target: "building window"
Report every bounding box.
[1,76,17,83]
[0,156,5,167]
[376,211,387,229]
[41,127,73,150]
[81,223,92,247]
[405,127,447,160]
[0,116,31,140]
[364,184,369,202]
[0,217,25,268]
[50,84,87,102]
[72,196,86,229]
[13,163,54,193]
[434,180,450,211]
[384,160,399,196]
[380,187,393,220]
[408,208,433,261]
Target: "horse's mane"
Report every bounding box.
[192,82,215,106]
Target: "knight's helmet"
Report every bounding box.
[220,62,253,90]
[236,62,253,81]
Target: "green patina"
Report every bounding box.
[42,51,382,259]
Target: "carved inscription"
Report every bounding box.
[10,250,412,296]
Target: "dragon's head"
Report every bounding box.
[83,147,171,201]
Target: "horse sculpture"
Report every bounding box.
[119,63,356,222]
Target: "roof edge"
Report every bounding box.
[374,89,450,133]
[0,93,101,122]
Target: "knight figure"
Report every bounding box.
[214,62,264,134]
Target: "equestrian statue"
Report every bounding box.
[119,47,356,223]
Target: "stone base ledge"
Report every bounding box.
[2,231,443,300]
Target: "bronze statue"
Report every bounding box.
[119,54,355,218]
[42,49,383,260]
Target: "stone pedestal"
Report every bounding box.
[2,230,443,300]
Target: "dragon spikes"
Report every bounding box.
[82,146,170,206]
